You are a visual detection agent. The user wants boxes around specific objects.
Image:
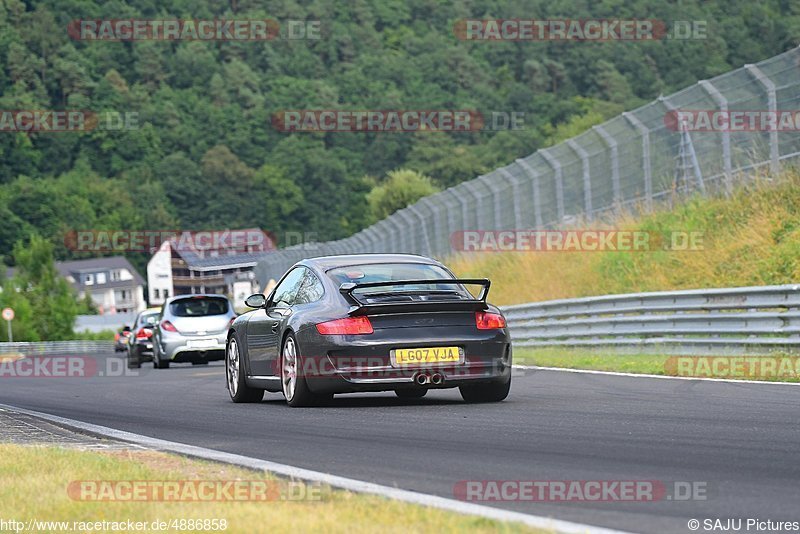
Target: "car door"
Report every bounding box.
[246,267,307,376]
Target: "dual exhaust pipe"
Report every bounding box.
[415,372,444,386]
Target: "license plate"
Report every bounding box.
[187,338,216,349]
[391,346,462,366]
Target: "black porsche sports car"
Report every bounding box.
[225,254,511,407]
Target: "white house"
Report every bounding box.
[56,256,146,314]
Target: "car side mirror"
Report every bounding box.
[245,293,267,308]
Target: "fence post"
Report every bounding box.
[659,95,705,194]
[442,188,460,243]
[395,209,416,252]
[566,138,593,219]
[478,174,505,229]
[515,158,544,228]
[592,124,622,209]
[406,203,432,256]
[539,150,565,222]
[622,111,653,211]
[430,194,450,256]
[498,167,523,228]
[386,216,404,252]
[449,187,471,233]
[356,229,370,253]
[463,181,486,229]
[698,80,733,195]
[363,226,381,253]
[745,64,780,175]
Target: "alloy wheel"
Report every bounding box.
[281,337,297,401]
[227,339,239,397]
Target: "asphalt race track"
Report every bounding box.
[2,352,799,533]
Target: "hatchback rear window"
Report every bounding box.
[169,297,229,317]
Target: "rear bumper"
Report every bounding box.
[131,341,154,361]
[160,332,227,362]
[303,357,511,394]
[295,325,511,394]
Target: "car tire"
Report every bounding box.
[127,348,140,369]
[395,389,427,399]
[153,345,169,369]
[226,337,264,403]
[281,333,329,407]
[459,376,511,403]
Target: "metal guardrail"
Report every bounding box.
[0,341,113,356]
[501,284,800,355]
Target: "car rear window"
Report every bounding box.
[169,297,229,317]
[139,312,159,326]
[326,263,471,298]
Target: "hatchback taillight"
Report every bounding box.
[475,311,506,330]
[160,320,178,333]
[316,316,373,335]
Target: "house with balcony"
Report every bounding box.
[146,229,275,308]
[56,256,146,314]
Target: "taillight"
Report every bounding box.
[161,320,178,333]
[316,316,373,335]
[135,328,152,339]
[228,317,235,328]
[475,311,506,330]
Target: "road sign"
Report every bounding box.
[2,307,13,343]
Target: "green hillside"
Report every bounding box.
[1,1,799,274]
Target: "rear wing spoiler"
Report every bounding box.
[339,279,491,316]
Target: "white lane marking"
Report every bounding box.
[0,403,631,534]
[513,365,800,386]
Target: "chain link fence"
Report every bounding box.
[255,46,800,285]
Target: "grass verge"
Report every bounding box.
[450,169,800,306]
[514,347,800,383]
[0,445,546,534]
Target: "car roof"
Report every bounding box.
[299,254,444,272]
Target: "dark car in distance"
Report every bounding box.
[225,254,511,407]
[114,326,132,352]
[126,308,161,369]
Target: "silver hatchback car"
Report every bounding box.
[152,294,236,368]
